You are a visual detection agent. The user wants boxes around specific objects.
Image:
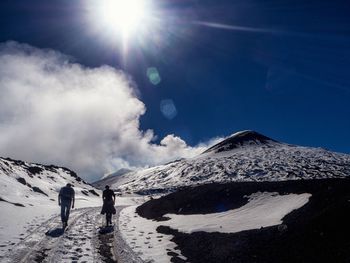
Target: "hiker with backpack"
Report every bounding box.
[58,183,75,229]
[101,185,116,226]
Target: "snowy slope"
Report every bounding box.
[103,168,133,179]
[112,131,350,193]
[0,157,101,256]
[0,156,100,207]
[92,168,133,190]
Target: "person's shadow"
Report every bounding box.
[99,225,114,234]
[45,227,64,237]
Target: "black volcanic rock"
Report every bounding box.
[139,179,350,263]
[27,166,43,175]
[16,177,27,185]
[203,130,277,154]
[88,189,100,196]
[32,186,48,196]
[0,197,25,207]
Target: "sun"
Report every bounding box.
[98,0,149,39]
[86,0,162,56]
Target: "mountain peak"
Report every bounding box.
[102,168,133,179]
[203,130,277,154]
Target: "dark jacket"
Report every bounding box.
[101,189,116,215]
[59,186,75,202]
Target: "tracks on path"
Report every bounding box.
[113,207,144,263]
[3,206,144,263]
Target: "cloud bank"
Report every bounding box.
[0,42,219,181]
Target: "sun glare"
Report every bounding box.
[87,0,163,57]
[99,0,149,38]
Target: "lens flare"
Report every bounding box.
[160,99,177,120]
[147,67,161,85]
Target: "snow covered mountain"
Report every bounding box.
[0,156,100,207]
[104,168,133,180]
[93,168,133,190]
[111,130,350,193]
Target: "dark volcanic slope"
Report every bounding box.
[137,179,350,263]
[203,130,277,154]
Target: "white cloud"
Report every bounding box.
[0,42,219,181]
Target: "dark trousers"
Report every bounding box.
[61,201,71,223]
[106,213,112,224]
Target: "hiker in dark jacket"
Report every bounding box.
[58,183,75,229]
[101,185,116,226]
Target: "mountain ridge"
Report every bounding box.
[0,156,100,208]
[93,168,133,190]
[105,130,350,194]
[202,130,277,154]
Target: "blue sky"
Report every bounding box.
[1,0,350,158]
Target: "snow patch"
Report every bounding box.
[165,192,311,233]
